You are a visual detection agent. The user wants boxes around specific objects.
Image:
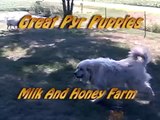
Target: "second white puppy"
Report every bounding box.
[7,19,19,29]
[74,46,155,101]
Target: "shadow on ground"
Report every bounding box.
[0,29,160,120]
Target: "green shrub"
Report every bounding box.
[146,24,160,33]
[152,24,160,33]
[31,1,45,14]
[30,1,63,17]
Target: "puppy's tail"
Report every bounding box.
[128,46,151,66]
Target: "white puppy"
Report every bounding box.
[7,19,19,29]
[74,46,155,101]
[6,11,30,29]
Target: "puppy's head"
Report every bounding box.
[74,60,93,80]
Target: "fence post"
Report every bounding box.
[144,11,146,38]
[81,0,83,13]
[105,7,107,18]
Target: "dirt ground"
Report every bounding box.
[0,5,160,120]
[0,27,160,120]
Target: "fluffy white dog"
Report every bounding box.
[74,46,155,101]
[6,19,19,29]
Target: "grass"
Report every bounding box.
[87,0,160,8]
[1,0,160,34]
[75,5,160,33]
[0,0,36,11]
[0,28,160,119]
[0,29,126,119]
[74,1,128,17]
[1,0,160,10]
[0,0,62,11]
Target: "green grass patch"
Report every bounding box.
[87,0,160,8]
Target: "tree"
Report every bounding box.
[62,0,74,17]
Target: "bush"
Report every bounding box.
[43,8,51,17]
[31,1,45,14]
[146,24,160,33]
[30,1,63,17]
[152,24,160,33]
